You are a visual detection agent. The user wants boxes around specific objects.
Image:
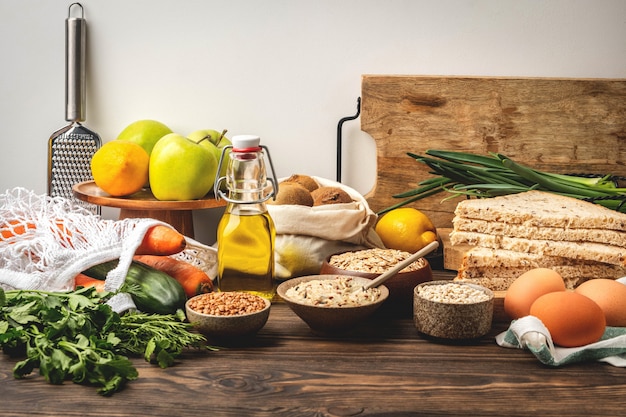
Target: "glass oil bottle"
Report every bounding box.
[214,135,278,300]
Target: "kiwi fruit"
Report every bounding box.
[268,182,314,206]
[283,174,319,192]
[311,186,353,206]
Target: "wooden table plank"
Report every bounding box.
[1,271,624,416]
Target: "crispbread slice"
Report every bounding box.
[454,190,626,231]
[457,265,619,283]
[455,247,626,290]
[458,246,626,270]
[452,217,626,247]
[450,230,626,266]
[453,275,584,291]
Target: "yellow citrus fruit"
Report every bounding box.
[90,141,149,197]
[375,207,437,253]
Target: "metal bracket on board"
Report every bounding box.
[336,97,361,182]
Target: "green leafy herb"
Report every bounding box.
[116,309,214,368]
[0,286,211,396]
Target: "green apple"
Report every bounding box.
[149,133,218,201]
[117,119,173,156]
[187,129,232,188]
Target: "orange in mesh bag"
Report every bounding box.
[0,187,183,312]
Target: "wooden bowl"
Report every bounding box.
[320,249,433,316]
[185,293,271,340]
[413,281,494,340]
[276,275,389,334]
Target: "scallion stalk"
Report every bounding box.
[381,150,626,214]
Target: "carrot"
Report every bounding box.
[133,254,213,297]
[135,225,187,256]
[1,220,36,240]
[74,273,106,292]
[1,219,73,245]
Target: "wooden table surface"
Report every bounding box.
[1,271,624,417]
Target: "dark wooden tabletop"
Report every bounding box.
[1,270,625,417]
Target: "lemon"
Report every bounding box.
[116,119,172,156]
[91,141,149,197]
[375,207,437,253]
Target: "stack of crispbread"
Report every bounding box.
[450,190,626,290]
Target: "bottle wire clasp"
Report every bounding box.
[214,145,279,204]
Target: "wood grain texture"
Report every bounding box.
[361,75,626,227]
[1,274,623,417]
[72,181,226,237]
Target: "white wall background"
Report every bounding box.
[1,0,625,244]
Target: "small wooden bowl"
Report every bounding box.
[185,293,271,340]
[413,281,494,340]
[320,249,433,316]
[277,275,389,334]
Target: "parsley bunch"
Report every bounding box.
[0,286,209,396]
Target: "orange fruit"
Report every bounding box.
[91,141,149,197]
[375,207,437,253]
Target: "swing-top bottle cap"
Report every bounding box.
[232,135,261,151]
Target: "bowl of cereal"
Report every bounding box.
[413,281,494,340]
[185,292,271,339]
[320,248,433,315]
[276,275,389,334]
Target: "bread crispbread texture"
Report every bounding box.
[455,275,582,291]
[453,217,626,247]
[455,247,626,290]
[459,246,626,271]
[454,190,626,231]
[450,191,626,291]
[450,231,626,266]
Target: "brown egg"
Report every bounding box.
[504,268,566,320]
[575,279,626,327]
[530,291,606,347]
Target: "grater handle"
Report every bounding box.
[65,3,86,123]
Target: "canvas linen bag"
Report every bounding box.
[267,177,384,279]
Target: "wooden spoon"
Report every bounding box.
[361,241,439,290]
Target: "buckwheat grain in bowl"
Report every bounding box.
[185,292,271,339]
[413,281,494,340]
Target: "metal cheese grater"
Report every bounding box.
[48,3,101,214]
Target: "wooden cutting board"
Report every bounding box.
[360,75,626,229]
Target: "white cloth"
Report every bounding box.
[496,315,626,367]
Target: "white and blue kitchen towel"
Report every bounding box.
[496,315,626,367]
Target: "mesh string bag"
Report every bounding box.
[0,187,174,312]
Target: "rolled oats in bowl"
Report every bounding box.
[328,248,427,274]
[320,248,433,317]
[284,276,382,307]
[276,275,389,334]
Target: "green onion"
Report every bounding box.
[381,150,626,214]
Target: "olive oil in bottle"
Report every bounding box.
[214,135,278,300]
[217,210,275,298]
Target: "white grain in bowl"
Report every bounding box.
[414,281,494,340]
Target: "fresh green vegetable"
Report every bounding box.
[83,260,187,315]
[0,286,209,396]
[115,309,217,368]
[381,150,626,214]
